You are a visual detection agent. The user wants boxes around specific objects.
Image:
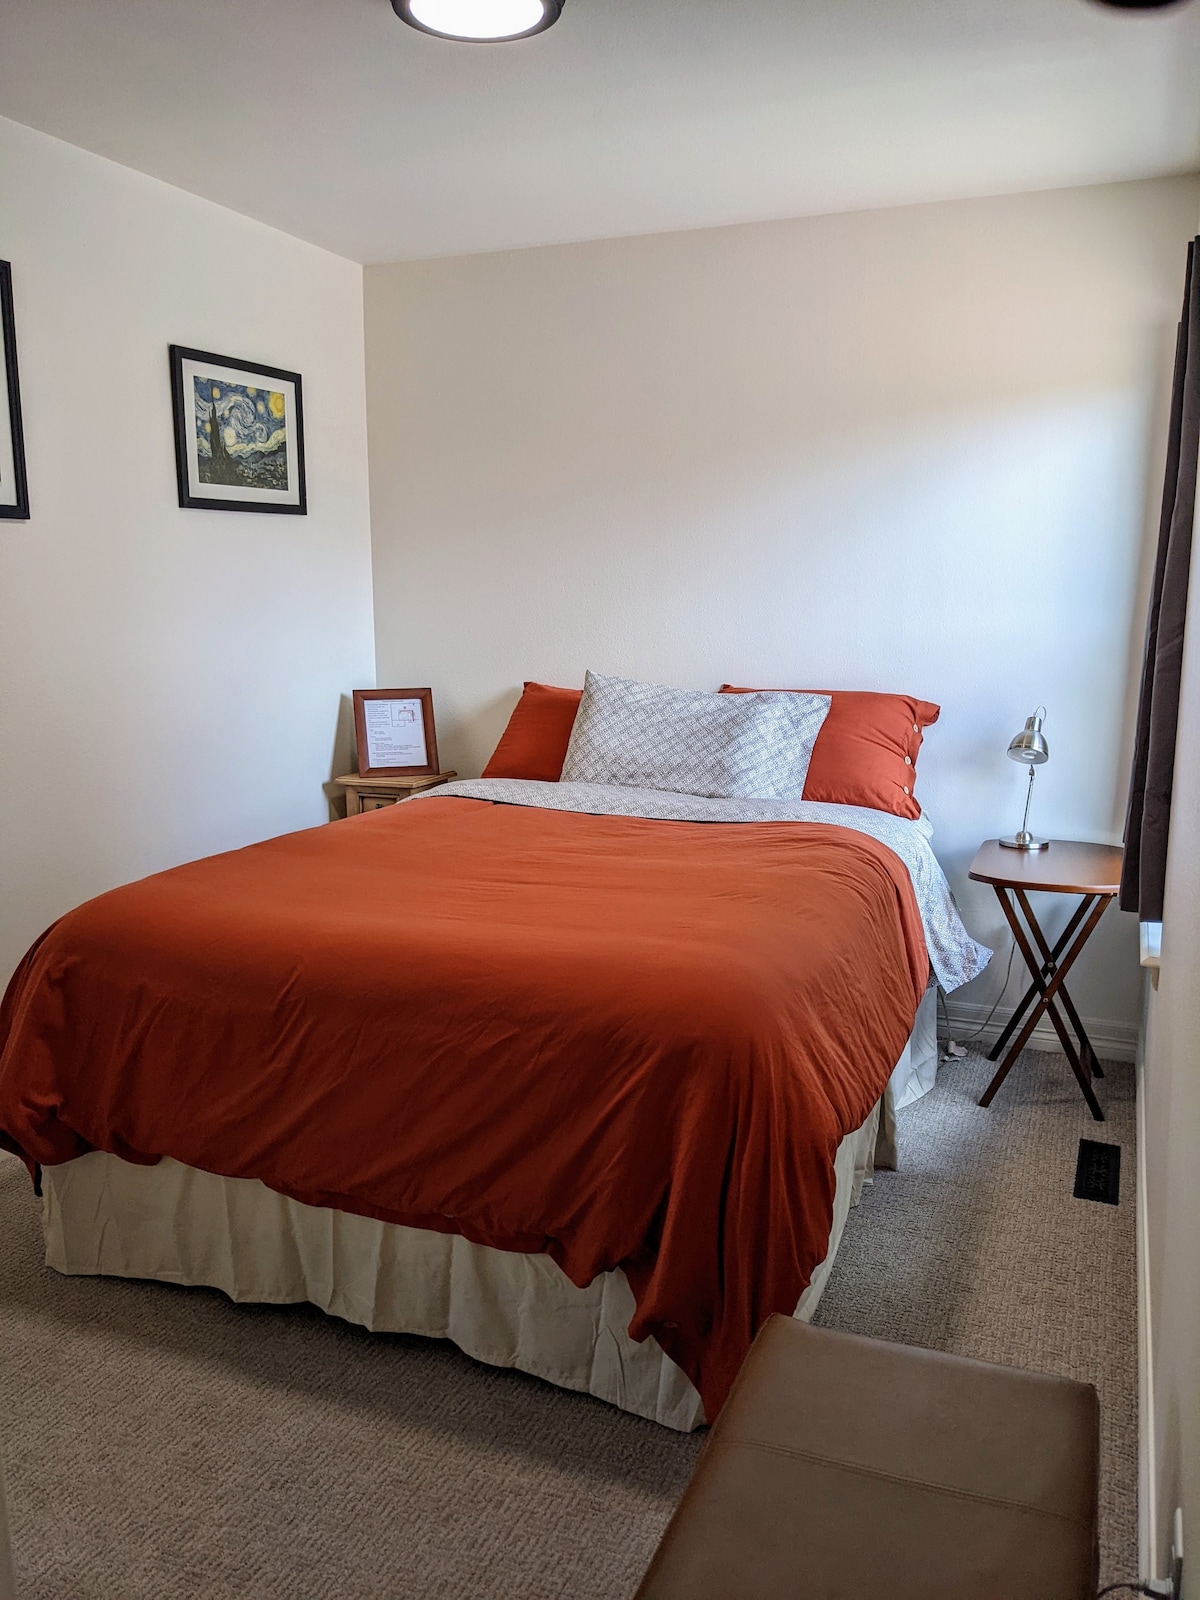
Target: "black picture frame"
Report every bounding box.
[0,261,30,521]
[169,344,307,515]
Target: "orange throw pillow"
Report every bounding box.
[721,687,939,819]
[482,682,583,781]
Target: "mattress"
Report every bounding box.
[40,988,937,1431]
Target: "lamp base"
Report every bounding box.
[999,832,1049,851]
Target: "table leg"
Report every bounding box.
[1012,888,1104,1079]
[992,891,1098,1105]
[987,895,1093,1064]
[979,889,1109,1120]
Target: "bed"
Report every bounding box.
[0,766,987,1429]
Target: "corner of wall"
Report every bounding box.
[1136,972,1158,1581]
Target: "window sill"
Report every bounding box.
[1140,920,1162,990]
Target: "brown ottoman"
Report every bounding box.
[635,1317,1100,1600]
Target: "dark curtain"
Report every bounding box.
[1121,237,1200,921]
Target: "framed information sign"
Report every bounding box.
[352,688,440,778]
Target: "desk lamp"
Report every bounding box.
[1000,708,1050,850]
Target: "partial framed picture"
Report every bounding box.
[353,688,440,777]
[0,261,30,521]
[170,345,306,514]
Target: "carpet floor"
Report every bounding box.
[0,1044,1136,1598]
[814,1045,1137,1587]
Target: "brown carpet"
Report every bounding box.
[0,1044,1136,1598]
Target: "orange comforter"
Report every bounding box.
[0,797,926,1416]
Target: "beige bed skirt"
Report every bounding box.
[41,986,936,1431]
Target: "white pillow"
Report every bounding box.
[560,670,830,801]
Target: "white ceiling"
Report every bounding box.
[2,0,1198,265]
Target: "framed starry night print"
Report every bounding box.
[0,261,30,521]
[169,345,306,514]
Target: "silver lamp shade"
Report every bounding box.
[1000,707,1050,849]
[1006,711,1049,766]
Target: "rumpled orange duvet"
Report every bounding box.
[0,797,927,1417]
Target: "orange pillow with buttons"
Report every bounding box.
[719,687,939,820]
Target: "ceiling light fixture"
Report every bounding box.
[391,0,564,41]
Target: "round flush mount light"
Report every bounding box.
[1088,0,1191,7]
[392,0,564,41]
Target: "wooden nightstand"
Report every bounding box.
[335,771,457,817]
[968,839,1123,1121]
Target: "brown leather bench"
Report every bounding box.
[635,1317,1100,1600]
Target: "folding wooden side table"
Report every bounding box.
[967,840,1124,1122]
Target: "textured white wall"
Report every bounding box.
[366,177,1200,1044]
[0,118,376,984]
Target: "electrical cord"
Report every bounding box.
[1097,1583,1171,1597]
[937,937,1017,1055]
[954,937,1017,1043]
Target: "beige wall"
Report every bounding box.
[1140,492,1200,1589]
[0,118,376,983]
[366,176,1200,1044]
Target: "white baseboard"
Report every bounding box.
[942,997,1138,1063]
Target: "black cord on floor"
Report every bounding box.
[1097,1582,1167,1597]
[939,937,1017,1053]
[935,982,950,1038]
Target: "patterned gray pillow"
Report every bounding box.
[560,671,831,800]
